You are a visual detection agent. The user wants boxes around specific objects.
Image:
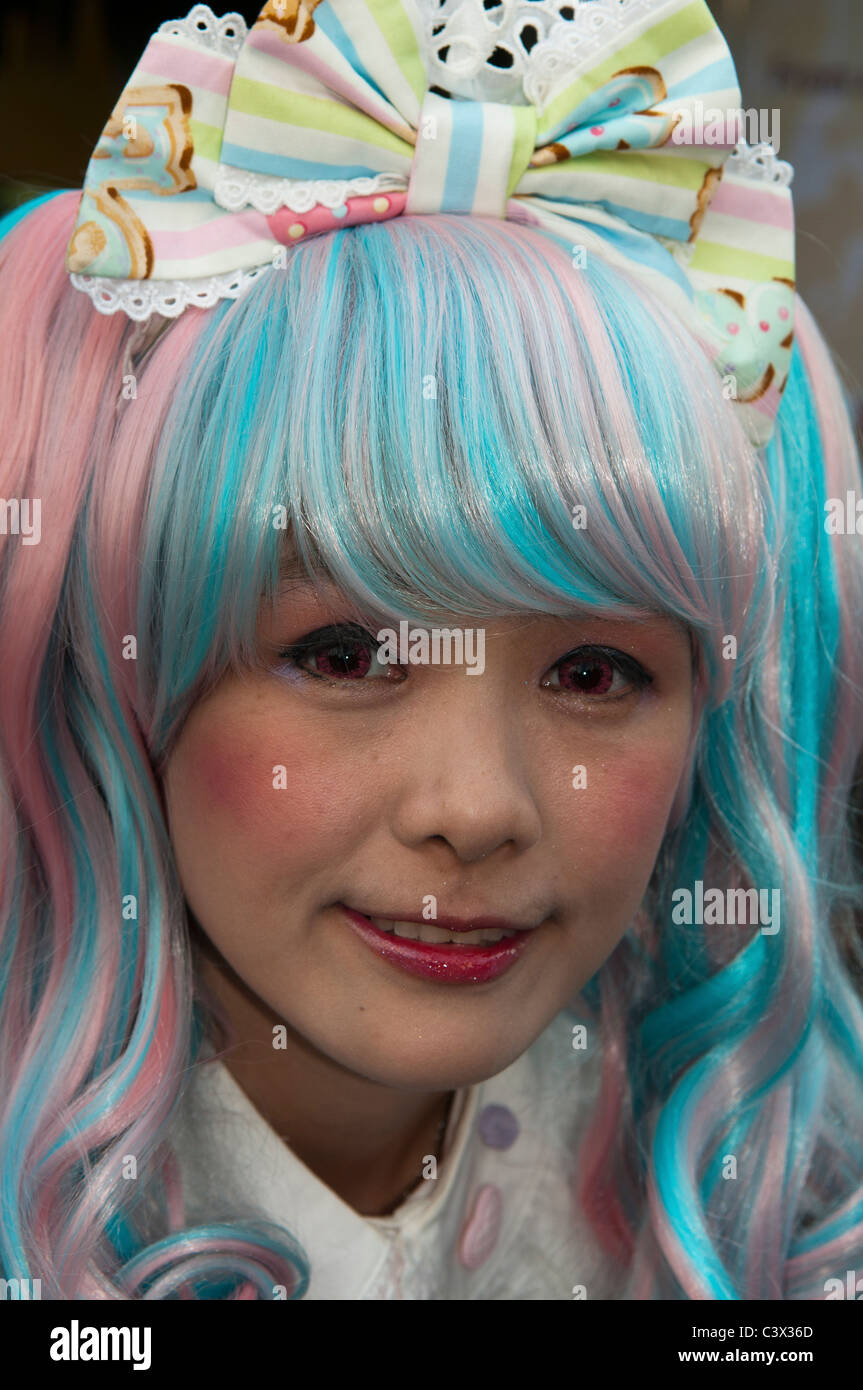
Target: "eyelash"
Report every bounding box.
[274,623,653,700]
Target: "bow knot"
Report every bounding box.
[406,91,537,217]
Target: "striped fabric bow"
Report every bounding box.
[65,0,796,446]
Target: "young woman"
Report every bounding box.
[1,0,862,1300]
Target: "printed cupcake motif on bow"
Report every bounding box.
[698,278,796,402]
[66,84,195,279]
[258,0,324,42]
[530,67,684,164]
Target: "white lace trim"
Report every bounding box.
[69,264,272,320]
[727,139,794,187]
[157,3,247,57]
[214,165,408,215]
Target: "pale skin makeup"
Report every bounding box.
[160,572,696,1217]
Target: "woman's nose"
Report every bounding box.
[388,686,543,863]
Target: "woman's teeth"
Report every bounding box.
[369,918,517,945]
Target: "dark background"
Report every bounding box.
[1,0,860,430]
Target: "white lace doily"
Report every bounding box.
[418,0,671,108]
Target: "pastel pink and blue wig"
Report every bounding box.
[1,189,862,1298]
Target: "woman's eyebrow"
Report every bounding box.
[271,565,356,609]
[553,609,685,635]
[274,556,330,593]
[275,572,314,595]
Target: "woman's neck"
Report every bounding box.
[196,950,455,1217]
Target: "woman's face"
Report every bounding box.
[161,575,695,1090]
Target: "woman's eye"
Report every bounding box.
[276,624,402,683]
[541,645,652,699]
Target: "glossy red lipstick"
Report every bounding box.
[339,905,536,984]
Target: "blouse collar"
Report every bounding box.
[172,1008,600,1299]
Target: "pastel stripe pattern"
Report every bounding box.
[65,0,796,444]
[406,92,537,216]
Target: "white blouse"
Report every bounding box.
[171,1004,623,1299]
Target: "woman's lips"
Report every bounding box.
[338,904,537,984]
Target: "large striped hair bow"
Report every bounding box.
[66,0,796,445]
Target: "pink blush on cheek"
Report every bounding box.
[189,729,359,862]
[585,755,682,859]
[196,744,252,814]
